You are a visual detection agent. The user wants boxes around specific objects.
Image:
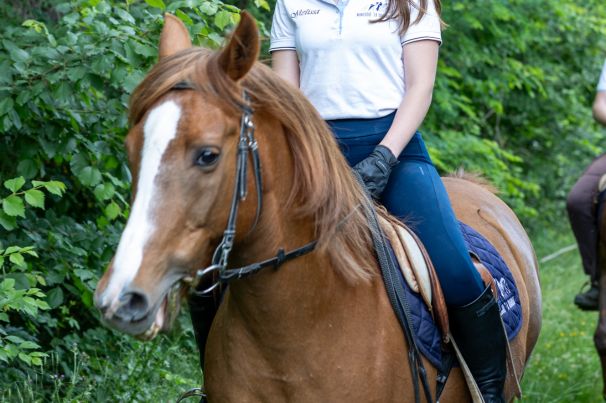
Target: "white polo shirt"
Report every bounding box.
[270,0,442,120]
[598,59,606,92]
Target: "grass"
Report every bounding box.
[520,230,602,402]
[1,314,201,403]
[2,231,604,402]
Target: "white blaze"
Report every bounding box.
[102,100,182,306]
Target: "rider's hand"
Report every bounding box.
[353,145,398,199]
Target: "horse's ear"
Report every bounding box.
[216,11,260,81]
[159,13,192,59]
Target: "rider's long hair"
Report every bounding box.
[374,0,444,36]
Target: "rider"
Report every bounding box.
[567,58,606,311]
[270,1,505,401]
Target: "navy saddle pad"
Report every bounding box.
[388,221,523,368]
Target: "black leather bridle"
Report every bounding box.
[178,86,317,296]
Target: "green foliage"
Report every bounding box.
[0,177,64,370]
[0,0,240,398]
[425,0,606,227]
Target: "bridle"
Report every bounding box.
[173,84,317,296]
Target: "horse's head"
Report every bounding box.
[93,13,261,337]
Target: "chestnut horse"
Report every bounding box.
[93,13,542,402]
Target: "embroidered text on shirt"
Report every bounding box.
[291,9,320,18]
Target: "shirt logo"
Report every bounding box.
[290,9,320,18]
[357,2,386,17]
[368,2,384,11]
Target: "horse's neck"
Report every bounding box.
[223,116,338,331]
[207,209,407,400]
[228,202,335,328]
[204,117,415,400]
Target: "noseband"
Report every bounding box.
[172,83,317,295]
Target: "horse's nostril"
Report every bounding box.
[115,291,150,322]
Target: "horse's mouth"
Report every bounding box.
[136,281,183,341]
[100,280,183,340]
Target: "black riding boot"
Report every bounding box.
[449,285,507,403]
[188,292,219,369]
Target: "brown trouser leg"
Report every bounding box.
[566,153,606,283]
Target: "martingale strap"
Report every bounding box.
[219,241,317,282]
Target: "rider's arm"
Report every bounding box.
[380,40,440,157]
[271,50,300,88]
[593,91,606,126]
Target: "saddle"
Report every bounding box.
[378,215,521,401]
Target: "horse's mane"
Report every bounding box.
[129,47,376,284]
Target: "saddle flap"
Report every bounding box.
[379,215,450,341]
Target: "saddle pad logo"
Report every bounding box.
[496,277,516,316]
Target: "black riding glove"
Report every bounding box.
[353,145,398,199]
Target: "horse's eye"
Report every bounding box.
[194,147,221,168]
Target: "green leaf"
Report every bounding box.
[214,10,232,30]
[4,246,21,254]
[200,2,218,15]
[9,48,30,64]
[4,177,25,193]
[7,335,24,344]
[0,312,8,322]
[145,0,166,10]
[9,253,25,267]
[19,341,40,350]
[0,211,16,230]
[74,269,94,281]
[0,278,15,291]
[0,97,14,116]
[43,181,66,196]
[3,195,25,217]
[175,9,194,25]
[18,353,32,365]
[24,189,45,209]
[77,166,102,187]
[132,42,156,58]
[17,160,38,179]
[93,183,115,201]
[254,0,270,11]
[46,287,64,308]
[104,201,121,220]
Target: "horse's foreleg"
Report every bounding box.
[596,216,606,400]
[595,270,606,400]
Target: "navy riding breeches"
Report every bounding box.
[326,112,485,306]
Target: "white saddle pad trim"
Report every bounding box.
[395,225,432,307]
[378,216,432,309]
